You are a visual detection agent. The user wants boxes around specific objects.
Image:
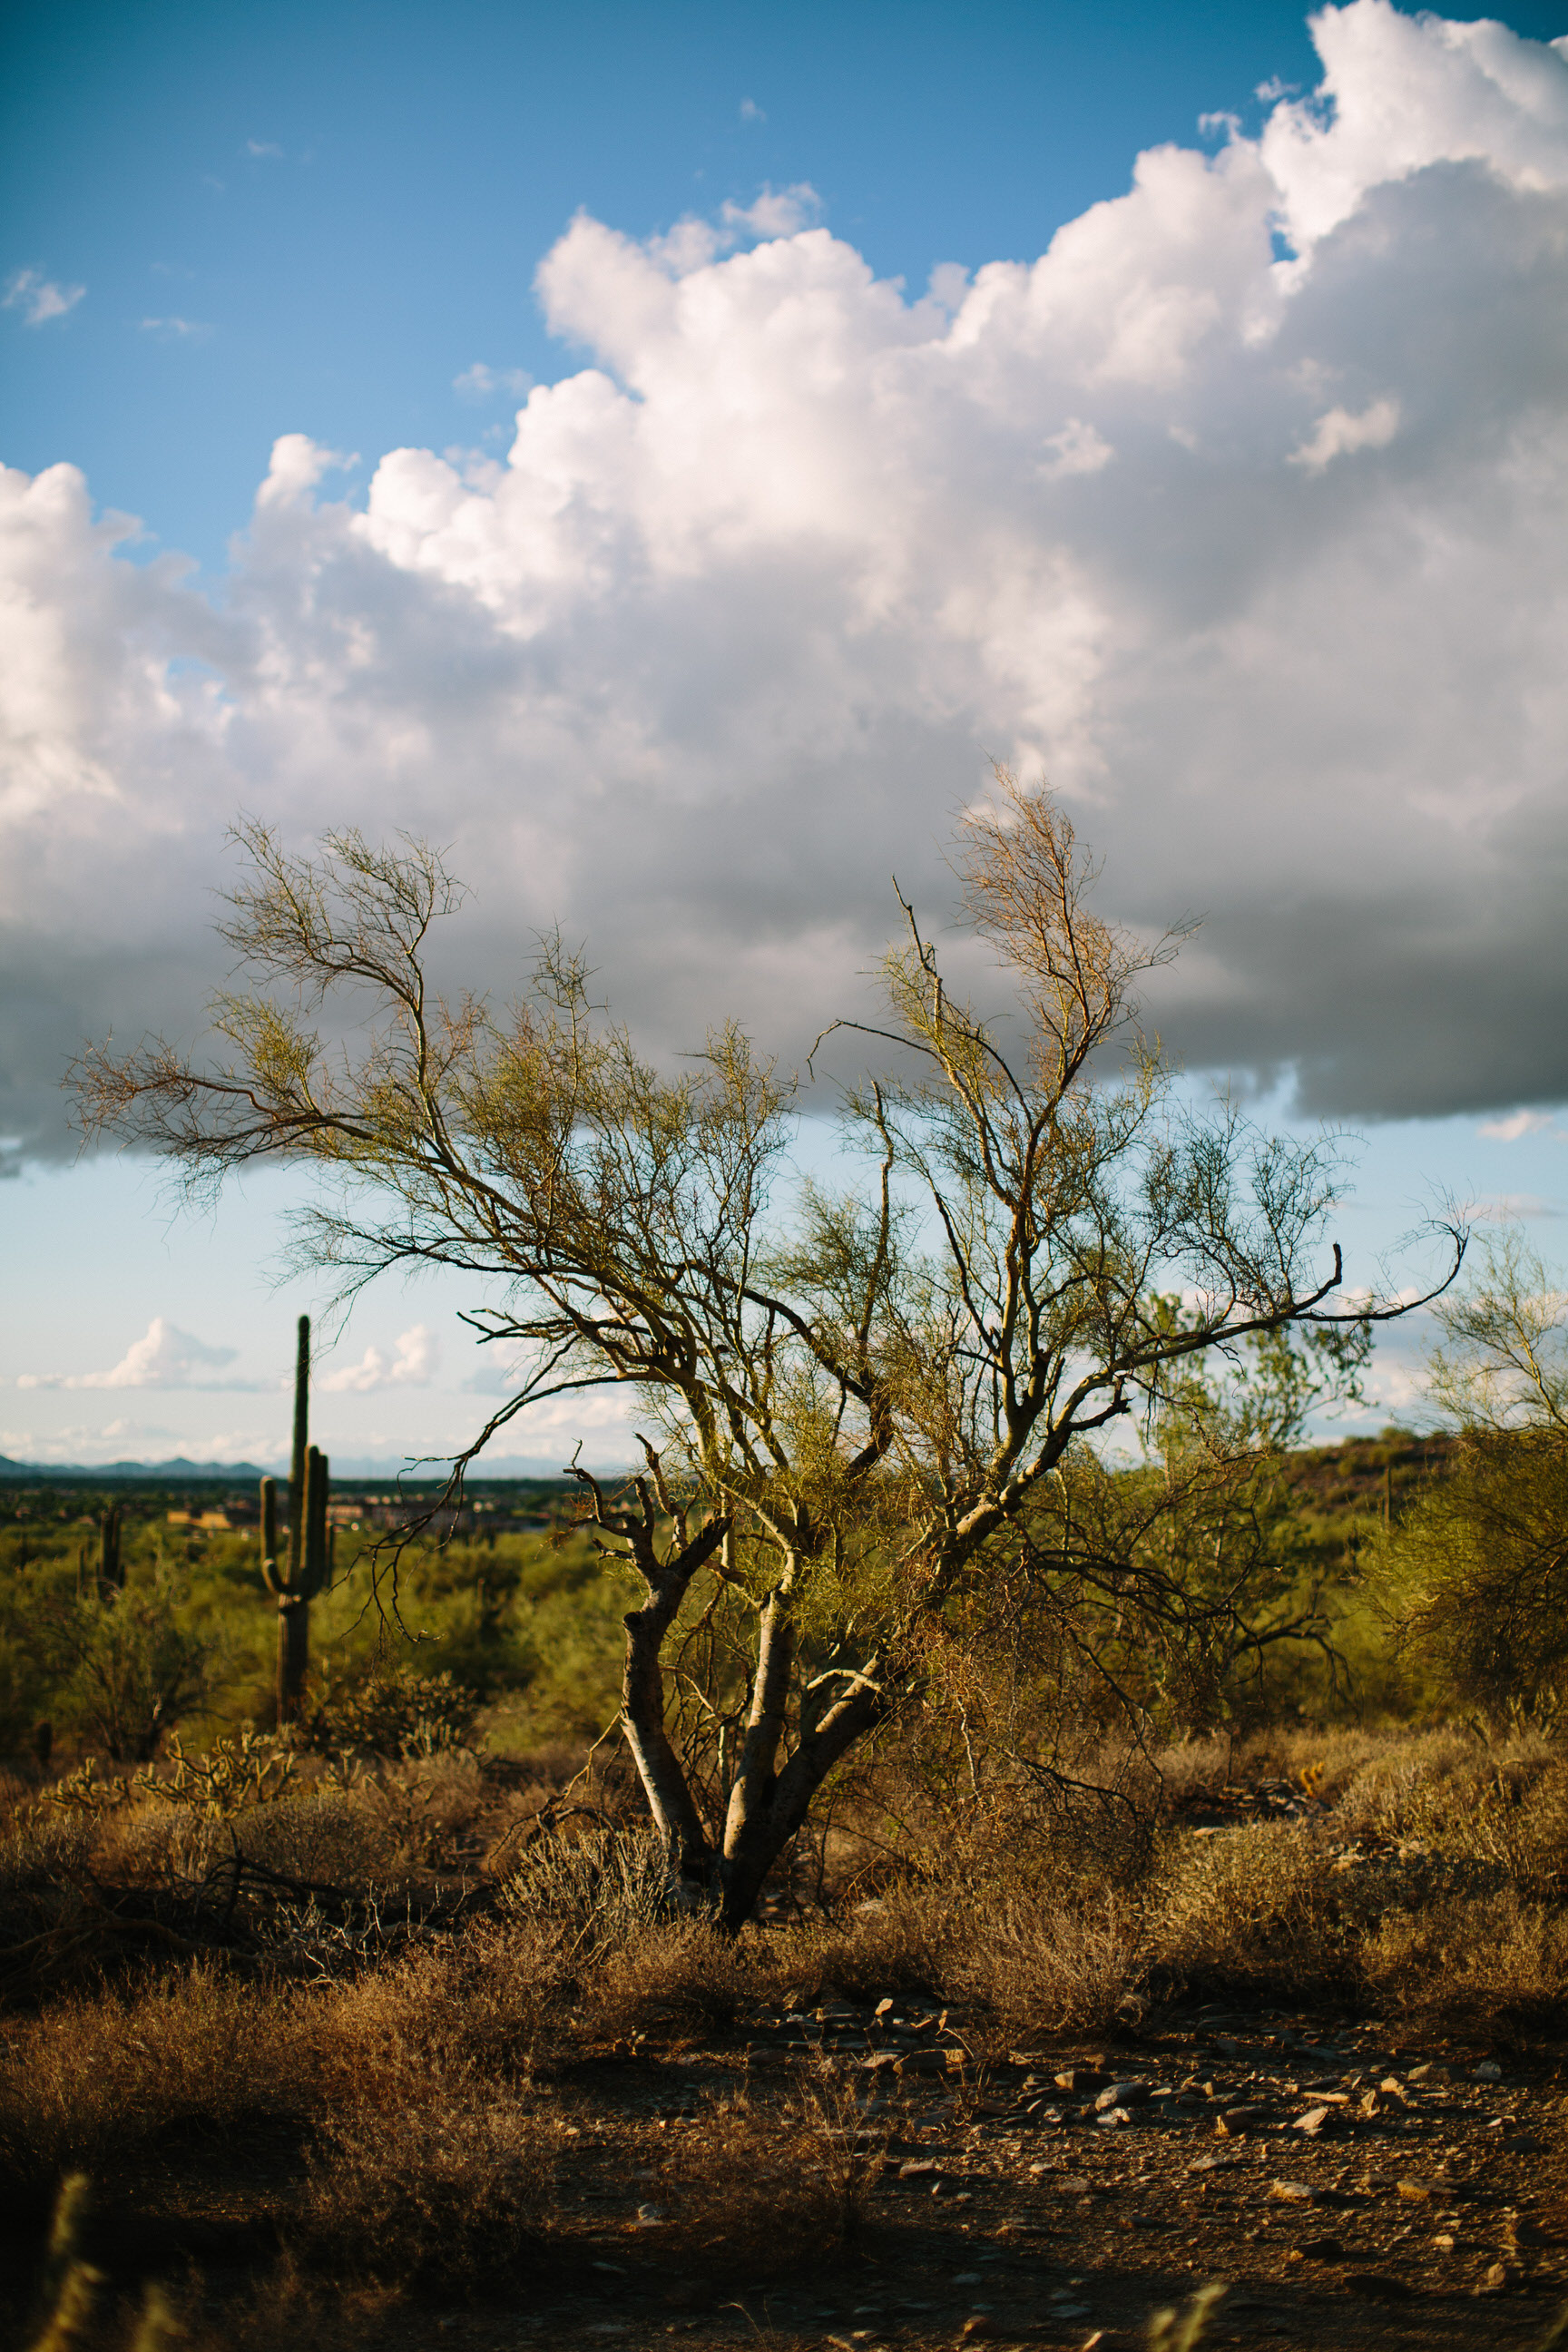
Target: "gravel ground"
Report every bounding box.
[373,1999,1568,2352]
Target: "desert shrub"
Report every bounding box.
[651,2076,887,2277]
[1148,1824,1366,2002]
[1363,1886,1568,2041]
[579,1918,760,2044]
[228,1784,398,1887]
[322,1924,568,2082]
[301,2079,559,2293]
[0,1967,318,2191]
[299,1661,480,1759]
[959,1887,1143,2035]
[48,1574,211,1761]
[499,1821,671,1944]
[1374,1429,1568,1726]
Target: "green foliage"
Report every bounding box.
[47,1573,211,1763]
[1369,1230,1568,1726]
[299,1660,481,1758]
[0,1490,630,1767]
[1374,1428,1568,1726]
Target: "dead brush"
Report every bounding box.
[318,1919,571,2086]
[0,1927,567,2206]
[652,2069,887,2278]
[578,1916,760,2046]
[299,2070,563,2295]
[1363,1886,1568,2042]
[958,1885,1144,2036]
[1149,1823,1362,2005]
[779,1882,952,2007]
[0,1965,324,2196]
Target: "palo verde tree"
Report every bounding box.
[1376,1230,1568,1725]
[72,779,1462,1928]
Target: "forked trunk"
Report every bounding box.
[620,1553,888,1933]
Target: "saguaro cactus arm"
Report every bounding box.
[260,1475,281,1597]
[301,1446,330,1602]
[287,1314,309,1584]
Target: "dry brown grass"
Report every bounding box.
[12,1716,1568,2347]
[0,1969,315,2189]
[0,1919,568,2210]
[1148,1824,1361,2006]
[301,2074,562,2293]
[1364,1887,1568,2043]
[959,1886,1144,2036]
[632,2067,889,2282]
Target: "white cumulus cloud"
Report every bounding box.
[15,1316,251,1390]
[1289,394,1400,468]
[319,1325,440,1394]
[4,0,1568,1168]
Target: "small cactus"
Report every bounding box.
[260,1317,331,1726]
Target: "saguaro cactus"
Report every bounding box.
[97,1504,124,1596]
[260,1316,331,1726]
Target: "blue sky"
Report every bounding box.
[5,0,1568,1468]
[5,0,1353,567]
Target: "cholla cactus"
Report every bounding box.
[260,1316,331,1725]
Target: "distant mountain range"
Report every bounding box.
[0,1452,610,1484]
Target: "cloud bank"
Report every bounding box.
[15,1316,253,1391]
[5,0,1568,1166]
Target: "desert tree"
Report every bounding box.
[72,779,1462,1927]
[1377,1229,1568,1724]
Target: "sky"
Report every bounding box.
[4,0,1568,1471]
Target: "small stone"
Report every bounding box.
[1300,2235,1345,2259]
[959,2318,995,2341]
[1094,2080,1151,2111]
[897,2159,936,2179]
[1474,2061,1503,2082]
[1476,2260,1517,2296]
[1345,2273,1415,2301]
[1293,2106,1332,2136]
[634,2204,666,2225]
[1396,2180,1430,2203]
[1268,2180,1319,2204]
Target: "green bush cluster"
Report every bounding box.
[0,1494,629,1767]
